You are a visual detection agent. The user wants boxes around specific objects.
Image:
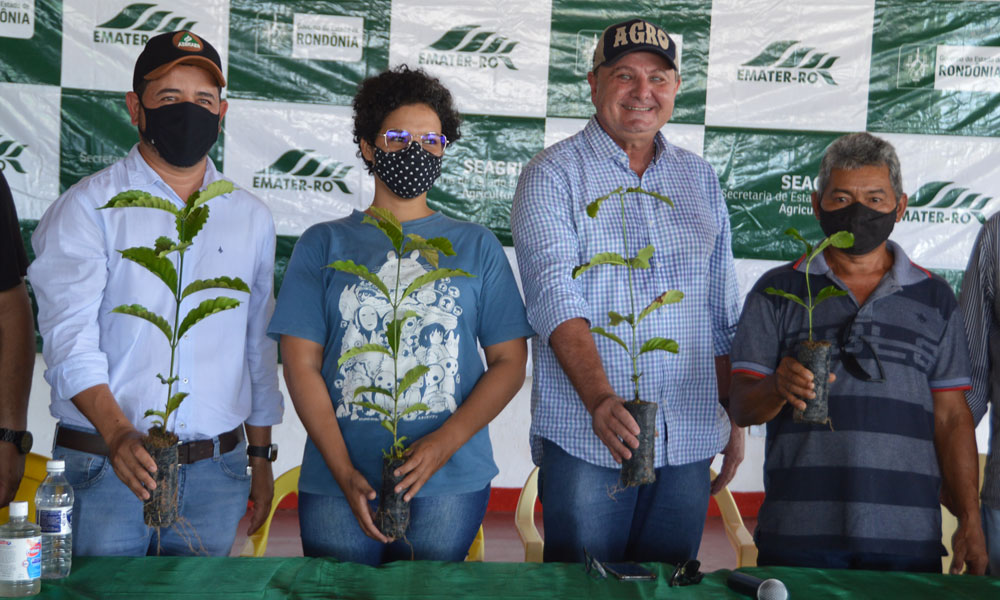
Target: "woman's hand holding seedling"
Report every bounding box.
[394,428,462,501]
[338,467,390,543]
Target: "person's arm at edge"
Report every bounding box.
[958,223,994,426]
[712,355,744,494]
[243,211,282,535]
[0,281,33,506]
[933,388,988,575]
[395,336,528,500]
[279,334,389,543]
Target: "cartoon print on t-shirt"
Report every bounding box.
[336,250,462,421]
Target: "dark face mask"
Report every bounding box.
[817,201,898,255]
[139,101,220,168]
[372,143,442,199]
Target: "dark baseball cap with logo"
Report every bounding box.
[592,18,677,72]
[133,30,226,93]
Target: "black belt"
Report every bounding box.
[56,425,244,465]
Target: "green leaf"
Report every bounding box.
[326,260,391,300]
[188,180,234,208]
[401,402,430,417]
[572,252,627,278]
[402,235,456,268]
[625,186,674,207]
[112,304,172,342]
[387,316,402,353]
[143,409,167,423]
[398,365,430,396]
[337,344,392,367]
[119,247,177,295]
[176,296,241,339]
[585,186,623,218]
[181,276,250,299]
[155,241,191,259]
[814,285,849,307]
[99,190,179,215]
[637,290,684,322]
[591,326,629,352]
[607,311,633,327]
[363,208,404,251]
[380,419,396,436]
[783,227,813,255]
[818,230,855,253]
[176,205,209,244]
[402,268,474,300]
[165,392,188,416]
[764,287,808,309]
[629,244,655,269]
[639,337,680,354]
[353,400,392,418]
[154,236,174,254]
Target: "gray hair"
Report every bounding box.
[816,132,904,200]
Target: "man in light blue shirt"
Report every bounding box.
[511,18,744,563]
[28,31,282,556]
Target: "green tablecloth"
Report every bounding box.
[32,558,1000,599]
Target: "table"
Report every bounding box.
[32,558,1000,599]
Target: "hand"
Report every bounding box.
[246,460,274,535]
[337,467,389,543]
[711,421,745,495]
[396,429,462,501]
[950,518,988,575]
[773,356,835,411]
[106,426,157,500]
[588,395,640,464]
[0,444,25,508]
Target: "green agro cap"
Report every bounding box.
[133,30,226,92]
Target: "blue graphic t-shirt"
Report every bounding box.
[268,210,534,497]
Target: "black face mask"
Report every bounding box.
[139,101,220,168]
[818,201,897,255]
[372,143,442,199]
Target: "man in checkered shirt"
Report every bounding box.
[511,18,744,564]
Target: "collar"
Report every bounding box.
[124,144,223,205]
[793,239,931,290]
[581,116,672,168]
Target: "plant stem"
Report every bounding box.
[805,249,817,342]
[618,192,640,401]
[391,238,403,455]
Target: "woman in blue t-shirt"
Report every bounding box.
[268,65,534,565]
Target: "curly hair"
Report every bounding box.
[352,65,462,174]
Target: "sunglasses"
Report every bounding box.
[837,312,886,383]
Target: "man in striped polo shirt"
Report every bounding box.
[729,133,987,574]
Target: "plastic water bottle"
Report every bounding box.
[0,501,40,596]
[34,460,72,579]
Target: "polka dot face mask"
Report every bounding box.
[372,143,443,199]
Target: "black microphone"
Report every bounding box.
[726,570,788,600]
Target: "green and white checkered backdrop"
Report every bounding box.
[5,0,1000,310]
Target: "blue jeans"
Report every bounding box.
[298,486,489,565]
[54,426,252,557]
[757,546,941,573]
[984,505,1000,576]
[538,438,711,564]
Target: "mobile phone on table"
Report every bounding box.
[603,562,657,581]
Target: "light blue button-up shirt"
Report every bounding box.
[29,145,282,441]
[511,117,739,468]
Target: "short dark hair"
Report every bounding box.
[817,132,904,200]
[352,65,462,174]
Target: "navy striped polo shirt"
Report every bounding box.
[731,241,971,559]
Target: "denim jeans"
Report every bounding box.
[538,438,711,564]
[984,505,1000,576]
[298,485,489,565]
[54,426,252,557]
[757,546,941,573]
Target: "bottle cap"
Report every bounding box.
[46,460,65,472]
[9,502,26,517]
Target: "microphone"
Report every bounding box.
[726,570,788,600]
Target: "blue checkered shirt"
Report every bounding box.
[511,117,740,469]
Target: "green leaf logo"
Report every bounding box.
[425,24,519,70]
[0,136,28,175]
[256,150,354,194]
[96,3,196,32]
[741,40,839,85]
